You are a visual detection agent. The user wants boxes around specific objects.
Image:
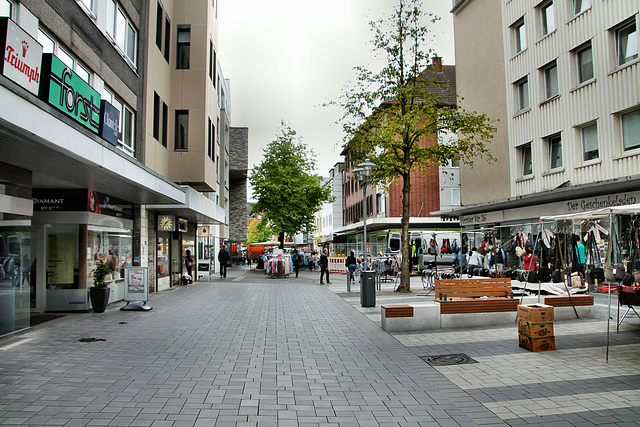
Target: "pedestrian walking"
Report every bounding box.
[345,251,357,283]
[292,249,302,278]
[319,248,330,284]
[218,245,231,279]
[185,249,195,283]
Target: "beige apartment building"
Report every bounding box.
[447,0,640,229]
[143,0,230,290]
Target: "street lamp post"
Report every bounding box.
[353,160,376,307]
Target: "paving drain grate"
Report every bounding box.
[420,353,478,366]
[78,338,107,343]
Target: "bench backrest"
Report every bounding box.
[435,278,512,299]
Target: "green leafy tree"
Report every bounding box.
[249,122,333,249]
[333,0,496,292]
[247,217,274,244]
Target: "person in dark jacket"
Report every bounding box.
[291,249,302,278]
[345,251,357,282]
[218,245,231,279]
[319,248,330,284]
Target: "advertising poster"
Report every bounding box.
[47,234,74,285]
[124,266,148,302]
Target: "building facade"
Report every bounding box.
[449,0,640,230]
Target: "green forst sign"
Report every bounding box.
[39,53,100,133]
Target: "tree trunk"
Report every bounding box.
[278,231,285,250]
[396,171,412,292]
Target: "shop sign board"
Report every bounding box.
[124,266,148,302]
[32,189,133,219]
[39,53,101,133]
[99,100,120,146]
[0,17,42,95]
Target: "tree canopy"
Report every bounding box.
[332,0,496,292]
[247,217,274,244]
[249,122,334,249]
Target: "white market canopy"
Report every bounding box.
[540,203,640,221]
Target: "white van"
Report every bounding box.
[387,231,462,267]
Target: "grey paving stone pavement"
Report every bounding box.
[0,265,639,426]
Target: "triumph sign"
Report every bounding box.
[0,17,43,95]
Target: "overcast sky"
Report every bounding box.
[218,0,456,181]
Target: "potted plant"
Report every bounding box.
[90,260,113,313]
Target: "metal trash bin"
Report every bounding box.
[361,270,376,307]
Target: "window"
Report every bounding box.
[212,49,217,87]
[106,1,137,68]
[622,109,640,151]
[176,27,190,69]
[164,17,171,62]
[543,61,558,99]
[514,19,526,54]
[541,2,555,36]
[451,188,461,205]
[103,88,135,155]
[516,77,529,111]
[209,40,213,80]
[175,110,189,150]
[547,134,563,169]
[581,123,599,161]
[37,29,91,84]
[576,44,593,83]
[209,120,215,159]
[155,2,163,49]
[208,118,212,158]
[520,143,533,177]
[162,102,168,148]
[0,0,14,18]
[153,92,160,140]
[616,20,638,66]
[78,0,94,16]
[573,0,590,16]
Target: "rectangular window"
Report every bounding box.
[175,110,188,150]
[581,123,599,161]
[107,2,137,68]
[161,102,168,147]
[0,0,14,18]
[573,0,590,16]
[547,134,563,169]
[622,109,640,151]
[515,20,526,53]
[451,188,461,205]
[164,17,171,62]
[520,143,533,177]
[517,77,529,111]
[212,49,217,87]
[544,61,558,99]
[541,2,555,36]
[211,121,216,158]
[155,2,163,49]
[616,20,638,66]
[79,0,94,14]
[208,117,212,158]
[176,27,190,69]
[577,44,593,83]
[209,40,213,80]
[123,107,134,154]
[153,92,160,140]
[106,0,115,39]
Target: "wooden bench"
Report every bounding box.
[544,295,594,307]
[435,278,517,314]
[382,305,414,318]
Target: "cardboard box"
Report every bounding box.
[519,334,555,352]
[518,319,554,338]
[518,304,554,322]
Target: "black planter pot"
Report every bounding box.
[89,286,111,313]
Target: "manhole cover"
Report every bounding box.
[420,353,478,366]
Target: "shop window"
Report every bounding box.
[175,110,189,150]
[546,133,563,170]
[616,19,638,67]
[157,233,170,278]
[581,122,599,161]
[176,26,190,69]
[622,108,640,152]
[519,143,533,177]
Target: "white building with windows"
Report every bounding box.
[445,0,640,228]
